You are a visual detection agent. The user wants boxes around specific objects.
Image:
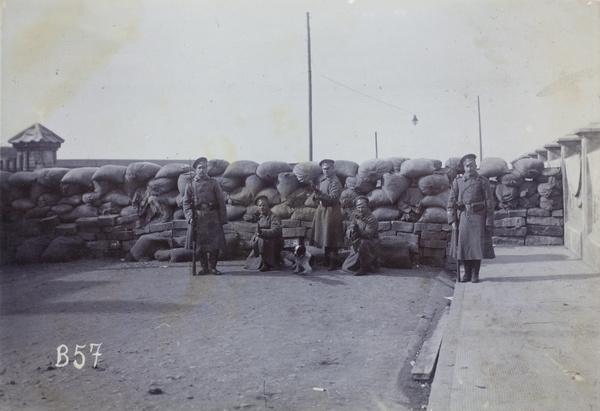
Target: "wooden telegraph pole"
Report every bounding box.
[478,95,483,160]
[307,12,313,161]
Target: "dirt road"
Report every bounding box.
[0,259,451,410]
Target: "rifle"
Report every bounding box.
[451,224,461,282]
[189,159,197,276]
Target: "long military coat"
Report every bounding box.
[310,175,345,248]
[244,210,283,270]
[447,172,495,260]
[342,210,381,273]
[182,176,227,252]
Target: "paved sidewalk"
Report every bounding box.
[428,246,600,411]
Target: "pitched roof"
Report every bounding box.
[8,123,65,144]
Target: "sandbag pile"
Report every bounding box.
[0,154,565,265]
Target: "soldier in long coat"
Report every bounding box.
[183,157,228,275]
[446,154,495,283]
[342,196,381,276]
[310,159,345,270]
[244,195,284,272]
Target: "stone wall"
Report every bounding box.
[0,155,565,267]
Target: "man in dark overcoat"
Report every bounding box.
[244,195,284,272]
[310,159,345,270]
[183,157,228,275]
[342,196,381,276]
[446,154,495,283]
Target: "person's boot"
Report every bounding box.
[208,250,222,275]
[471,260,481,283]
[323,248,331,268]
[461,260,472,282]
[197,252,209,275]
[328,249,339,271]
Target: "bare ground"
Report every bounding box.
[0,258,452,411]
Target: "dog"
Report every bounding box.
[293,245,314,275]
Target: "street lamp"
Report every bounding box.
[412,115,419,126]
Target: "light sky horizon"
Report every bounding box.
[2,0,599,165]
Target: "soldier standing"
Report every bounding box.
[183,157,228,275]
[310,159,345,270]
[447,154,495,283]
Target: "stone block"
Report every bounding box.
[172,227,188,237]
[106,230,135,241]
[117,214,140,225]
[300,221,314,228]
[420,247,446,258]
[281,219,301,228]
[391,221,414,233]
[381,233,419,254]
[75,217,100,227]
[508,209,527,218]
[420,240,448,249]
[527,208,551,217]
[492,236,525,246]
[525,235,564,246]
[552,210,564,217]
[494,217,526,228]
[148,222,172,233]
[378,221,391,231]
[54,224,78,236]
[414,223,442,232]
[79,232,98,241]
[98,214,119,227]
[78,225,101,233]
[527,225,564,236]
[526,216,563,227]
[227,221,258,233]
[421,231,448,241]
[379,231,398,237]
[172,236,186,248]
[134,227,149,236]
[493,227,527,237]
[441,224,452,232]
[494,210,509,220]
[238,231,255,241]
[120,220,141,230]
[172,219,188,229]
[282,227,307,238]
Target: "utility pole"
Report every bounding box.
[375,131,378,158]
[478,95,483,160]
[307,12,313,161]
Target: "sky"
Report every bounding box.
[1,0,599,165]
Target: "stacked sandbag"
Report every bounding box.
[332,160,359,186]
[0,154,565,265]
[292,161,321,185]
[478,157,510,178]
[123,162,161,196]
